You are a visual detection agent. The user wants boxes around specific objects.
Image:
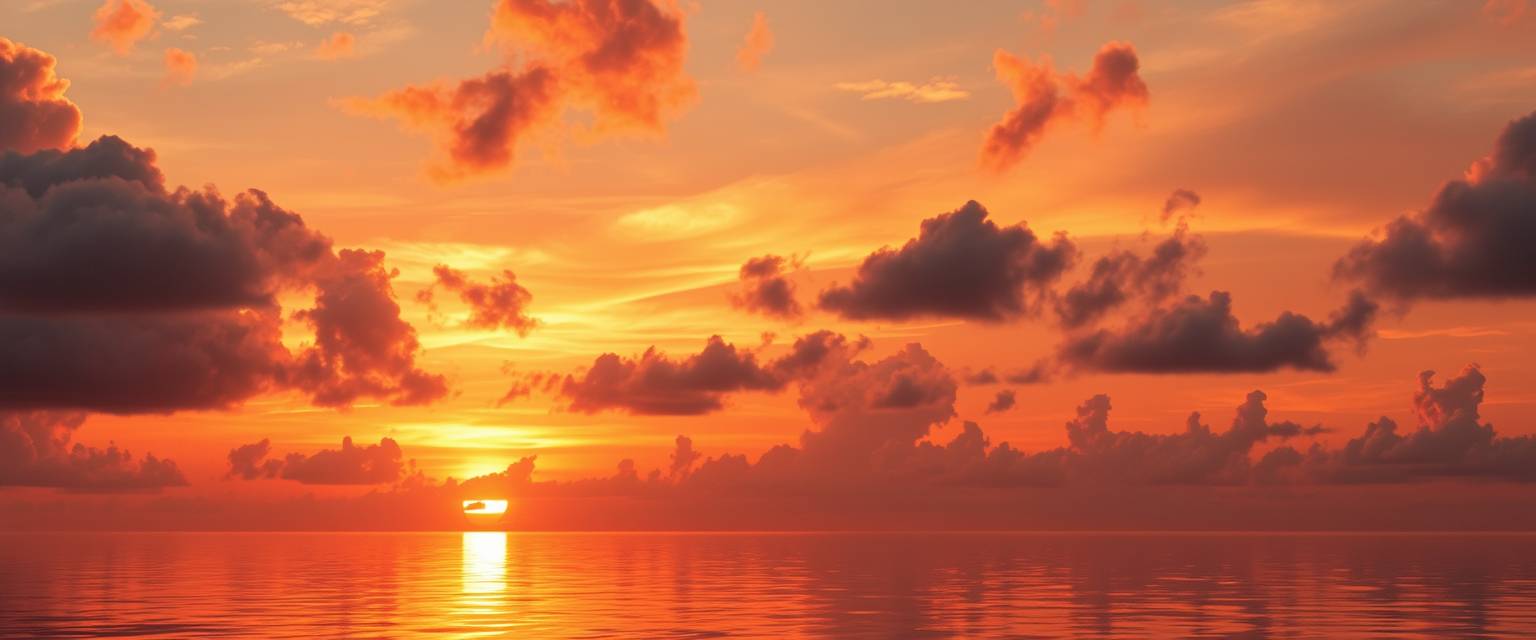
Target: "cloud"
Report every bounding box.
[0,134,445,413]
[161,14,200,31]
[559,330,861,415]
[1055,224,1206,329]
[981,41,1148,172]
[0,37,83,154]
[1058,290,1379,373]
[353,0,693,178]
[0,411,185,491]
[162,47,196,86]
[1335,110,1536,301]
[272,0,386,26]
[1161,188,1201,222]
[985,390,1017,414]
[314,32,357,60]
[228,436,406,485]
[818,200,1076,322]
[729,254,803,320]
[417,264,538,336]
[833,79,970,104]
[91,0,160,55]
[736,11,773,72]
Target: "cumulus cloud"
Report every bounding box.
[0,38,83,154]
[0,132,444,411]
[559,330,863,415]
[162,47,196,86]
[736,11,773,72]
[1055,224,1206,329]
[818,200,1077,321]
[1161,188,1201,222]
[417,264,538,336]
[729,254,803,320]
[985,390,1017,414]
[228,436,405,485]
[91,0,160,55]
[314,32,357,60]
[1335,110,1536,301]
[0,411,185,491]
[353,0,693,178]
[1058,290,1379,374]
[834,79,970,104]
[981,41,1148,172]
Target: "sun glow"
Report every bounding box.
[462,499,509,515]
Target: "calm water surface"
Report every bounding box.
[2,532,1535,638]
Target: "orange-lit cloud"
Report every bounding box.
[0,411,185,491]
[228,436,405,484]
[161,14,201,32]
[272,0,386,26]
[730,254,803,320]
[90,0,161,56]
[834,79,970,103]
[1054,224,1205,328]
[161,47,197,86]
[417,264,539,335]
[736,11,773,72]
[353,0,694,178]
[314,31,357,60]
[0,38,82,154]
[1483,0,1529,25]
[981,41,1148,172]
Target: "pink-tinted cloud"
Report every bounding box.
[417,264,538,335]
[91,0,160,56]
[819,200,1077,321]
[0,37,83,154]
[981,41,1148,172]
[736,11,773,72]
[1335,110,1536,301]
[161,47,196,86]
[228,436,405,485]
[353,0,694,178]
[0,411,185,491]
[314,31,357,60]
[730,254,803,320]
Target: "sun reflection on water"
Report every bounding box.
[461,532,507,594]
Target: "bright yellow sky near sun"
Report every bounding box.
[5,0,1536,492]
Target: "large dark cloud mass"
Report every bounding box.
[0,38,82,154]
[981,41,1147,172]
[819,201,1076,321]
[1057,290,1378,373]
[560,331,862,415]
[0,75,445,413]
[1335,110,1536,300]
[353,0,693,178]
[0,411,185,491]
[228,436,405,485]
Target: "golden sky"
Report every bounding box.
[2,0,1536,530]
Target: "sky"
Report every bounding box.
[2,0,1536,530]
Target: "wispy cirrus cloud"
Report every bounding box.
[834,79,969,103]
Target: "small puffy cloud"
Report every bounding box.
[1161,188,1201,223]
[736,11,773,72]
[560,331,862,415]
[985,389,1017,414]
[1055,224,1206,328]
[0,37,83,154]
[834,79,969,104]
[0,411,185,491]
[314,32,357,60]
[981,41,1148,172]
[1059,290,1378,374]
[819,200,1076,322]
[91,0,160,55]
[1335,110,1536,301]
[729,254,803,320]
[228,436,405,485]
[162,47,197,86]
[418,264,538,336]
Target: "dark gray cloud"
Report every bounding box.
[818,200,1076,321]
[729,254,803,320]
[1335,110,1536,300]
[1160,188,1201,222]
[1055,224,1206,328]
[228,436,406,485]
[0,411,185,491]
[984,390,1017,414]
[0,135,445,413]
[1057,290,1378,374]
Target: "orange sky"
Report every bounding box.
[2,0,1536,530]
